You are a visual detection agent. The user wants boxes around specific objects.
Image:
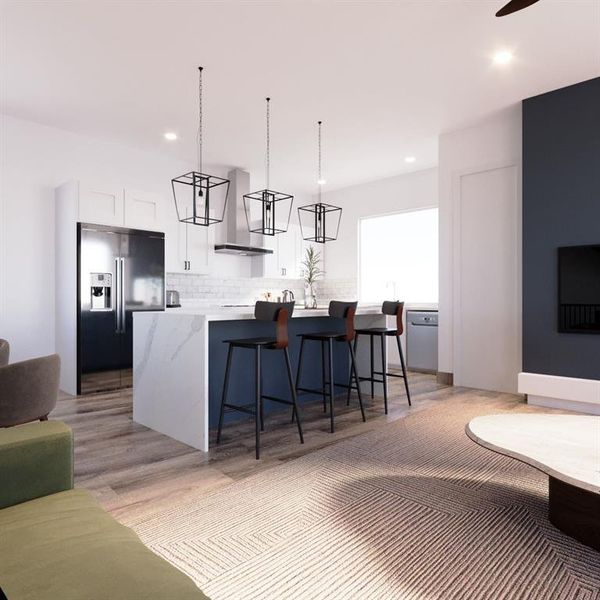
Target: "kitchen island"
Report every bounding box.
[133,305,388,451]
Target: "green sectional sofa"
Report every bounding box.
[0,421,209,600]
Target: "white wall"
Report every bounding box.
[321,168,438,280]
[319,168,438,366]
[438,106,522,391]
[0,114,257,362]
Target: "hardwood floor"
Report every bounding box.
[80,368,133,395]
[52,371,522,523]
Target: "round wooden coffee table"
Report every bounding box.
[466,414,600,551]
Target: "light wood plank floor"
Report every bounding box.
[53,371,523,522]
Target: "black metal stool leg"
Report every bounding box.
[292,337,305,423]
[370,334,375,398]
[328,338,335,433]
[216,344,233,444]
[284,347,304,444]
[321,340,328,413]
[347,334,359,405]
[260,367,265,432]
[380,333,388,415]
[255,346,262,459]
[396,335,412,406]
[349,340,366,422]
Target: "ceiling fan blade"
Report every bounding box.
[496,0,541,17]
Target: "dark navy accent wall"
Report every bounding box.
[523,77,600,379]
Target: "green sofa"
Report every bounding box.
[0,421,209,600]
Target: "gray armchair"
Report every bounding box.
[0,339,9,367]
[0,354,60,427]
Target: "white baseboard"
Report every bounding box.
[527,394,600,415]
[519,372,600,415]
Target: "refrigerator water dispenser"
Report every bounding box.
[90,272,112,310]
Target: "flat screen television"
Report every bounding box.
[558,245,600,333]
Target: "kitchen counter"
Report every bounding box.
[162,302,438,319]
[133,304,397,451]
[160,304,388,319]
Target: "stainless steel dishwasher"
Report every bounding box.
[406,311,438,373]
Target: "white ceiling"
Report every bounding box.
[2,0,599,194]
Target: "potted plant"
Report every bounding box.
[302,245,324,309]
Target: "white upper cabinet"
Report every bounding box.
[258,223,302,279]
[124,189,162,231]
[175,206,212,275]
[261,242,279,278]
[78,182,124,226]
[77,183,163,233]
[278,223,302,279]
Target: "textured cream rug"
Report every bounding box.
[130,394,600,599]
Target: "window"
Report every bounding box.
[359,207,438,303]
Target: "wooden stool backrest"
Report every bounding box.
[254,301,295,348]
[382,300,405,335]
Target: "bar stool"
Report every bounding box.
[350,301,411,414]
[295,301,365,433]
[216,301,303,460]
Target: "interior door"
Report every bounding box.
[79,226,124,394]
[455,165,521,392]
[121,230,165,384]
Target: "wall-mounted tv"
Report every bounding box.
[558,245,600,333]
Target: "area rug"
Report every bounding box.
[130,392,600,599]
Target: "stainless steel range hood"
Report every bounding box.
[214,243,272,256]
[214,169,273,256]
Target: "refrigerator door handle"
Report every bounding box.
[114,258,121,333]
[120,257,126,333]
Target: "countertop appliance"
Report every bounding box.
[406,310,438,373]
[166,290,181,308]
[79,223,165,394]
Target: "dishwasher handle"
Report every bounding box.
[408,312,438,327]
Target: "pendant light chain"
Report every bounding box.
[197,67,203,173]
[265,97,271,191]
[318,120,323,203]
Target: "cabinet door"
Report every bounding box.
[261,246,279,278]
[188,222,212,274]
[124,189,162,231]
[278,224,301,278]
[78,183,124,226]
[176,207,212,274]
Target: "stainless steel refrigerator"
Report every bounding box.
[78,223,165,394]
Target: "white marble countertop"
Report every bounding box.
[133,302,396,452]
[466,414,600,493]
[136,303,438,322]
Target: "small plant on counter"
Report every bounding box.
[302,245,324,309]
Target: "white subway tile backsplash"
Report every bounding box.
[166,273,358,307]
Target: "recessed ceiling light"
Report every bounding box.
[164,132,178,141]
[493,50,514,66]
[405,156,416,164]
[317,178,327,185]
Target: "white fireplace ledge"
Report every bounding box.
[519,372,600,415]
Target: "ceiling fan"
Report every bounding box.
[496,0,541,17]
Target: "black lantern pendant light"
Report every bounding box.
[172,67,230,227]
[243,98,293,236]
[298,120,342,243]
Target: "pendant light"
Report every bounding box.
[172,67,230,227]
[243,97,293,236]
[298,120,342,243]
